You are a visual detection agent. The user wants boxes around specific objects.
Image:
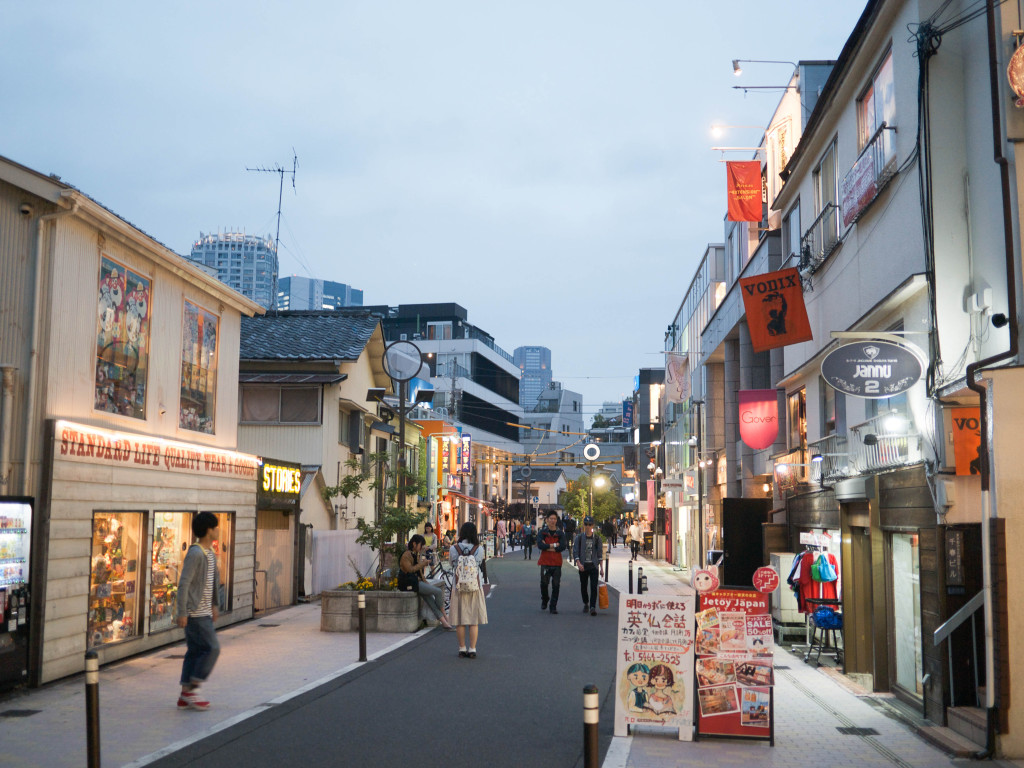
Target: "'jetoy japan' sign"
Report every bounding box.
[738,390,779,451]
[821,341,923,399]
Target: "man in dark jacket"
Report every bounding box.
[536,511,567,614]
[573,516,604,615]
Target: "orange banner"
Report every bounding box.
[951,408,982,476]
[738,268,813,353]
[726,161,763,222]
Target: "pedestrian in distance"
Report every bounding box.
[536,511,567,614]
[175,512,221,711]
[521,520,534,560]
[562,516,577,559]
[496,517,507,556]
[450,522,488,658]
[610,519,619,549]
[573,516,604,615]
[600,519,615,549]
[628,520,642,561]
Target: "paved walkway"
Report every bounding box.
[1,538,1022,768]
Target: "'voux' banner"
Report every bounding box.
[738,268,812,353]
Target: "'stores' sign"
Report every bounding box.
[821,340,923,399]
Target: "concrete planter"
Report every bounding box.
[320,590,420,633]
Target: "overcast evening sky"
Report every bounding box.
[2,2,865,419]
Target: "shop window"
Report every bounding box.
[180,301,219,433]
[240,386,321,424]
[787,389,806,451]
[782,202,801,263]
[858,50,895,152]
[820,377,846,436]
[95,255,151,419]
[89,512,144,648]
[150,511,234,633]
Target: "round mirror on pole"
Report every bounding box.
[381,339,425,383]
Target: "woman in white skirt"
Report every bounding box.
[449,522,488,658]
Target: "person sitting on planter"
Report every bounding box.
[399,534,453,630]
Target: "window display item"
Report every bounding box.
[88,512,142,647]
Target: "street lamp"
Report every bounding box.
[589,472,606,519]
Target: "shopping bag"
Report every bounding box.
[598,584,609,610]
[816,553,838,582]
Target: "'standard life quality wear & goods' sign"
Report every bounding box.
[614,594,696,741]
[820,340,923,399]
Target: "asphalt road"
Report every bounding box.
[151,553,620,768]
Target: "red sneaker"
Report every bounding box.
[177,691,210,711]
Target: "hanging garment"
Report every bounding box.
[795,550,838,613]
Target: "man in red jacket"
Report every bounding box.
[536,511,567,614]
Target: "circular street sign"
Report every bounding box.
[382,340,425,383]
[753,566,780,594]
[583,443,601,462]
[520,466,532,479]
[692,569,720,594]
[820,340,923,399]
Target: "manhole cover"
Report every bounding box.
[837,727,879,736]
[0,709,41,718]
[258,623,280,628]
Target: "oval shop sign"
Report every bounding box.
[821,340,922,399]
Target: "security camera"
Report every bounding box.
[992,313,1009,328]
[18,204,33,216]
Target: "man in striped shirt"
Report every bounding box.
[175,512,220,711]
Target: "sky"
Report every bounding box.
[2,2,866,421]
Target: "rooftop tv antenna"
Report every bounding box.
[247,149,298,310]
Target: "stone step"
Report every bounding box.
[947,706,987,745]
[917,725,985,758]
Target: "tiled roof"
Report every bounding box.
[511,467,565,483]
[240,310,382,361]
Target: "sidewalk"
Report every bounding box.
[0,603,420,768]
[597,543,1023,768]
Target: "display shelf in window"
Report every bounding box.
[0,529,28,535]
[89,512,142,648]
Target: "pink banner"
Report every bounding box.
[647,480,656,522]
[738,390,779,450]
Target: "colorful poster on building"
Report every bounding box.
[664,353,690,404]
[726,161,763,222]
[179,301,218,434]
[613,594,696,741]
[696,589,774,741]
[739,268,813,353]
[95,255,151,420]
[459,433,472,474]
[622,400,634,429]
[738,390,779,450]
[951,407,982,476]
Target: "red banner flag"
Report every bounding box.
[726,161,763,222]
[738,390,779,450]
[739,268,813,353]
[951,408,982,476]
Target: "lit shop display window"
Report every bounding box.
[150,512,234,632]
[89,512,143,648]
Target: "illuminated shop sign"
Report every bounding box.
[257,458,302,507]
[820,341,923,399]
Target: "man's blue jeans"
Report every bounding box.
[180,616,219,686]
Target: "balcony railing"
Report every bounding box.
[849,410,922,473]
[799,201,840,276]
[807,433,850,484]
[841,122,898,229]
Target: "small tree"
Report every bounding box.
[559,476,623,524]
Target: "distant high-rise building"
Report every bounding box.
[277,276,363,310]
[514,346,552,412]
[190,230,277,309]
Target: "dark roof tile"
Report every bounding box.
[240,311,381,361]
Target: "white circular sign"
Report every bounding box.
[382,340,425,383]
[583,443,601,462]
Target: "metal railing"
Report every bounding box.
[933,590,984,708]
[807,433,850,484]
[848,411,922,473]
[799,201,840,275]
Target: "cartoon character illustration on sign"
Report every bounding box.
[645,664,678,715]
[624,663,650,713]
[692,569,719,594]
[763,291,787,336]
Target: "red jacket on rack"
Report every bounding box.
[794,551,839,613]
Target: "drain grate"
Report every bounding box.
[257,623,280,628]
[164,654,186,659]
[774,666,790,670]
[0,709,41,718]
[837,727,879,736]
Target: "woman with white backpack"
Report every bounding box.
[449,521,488,659]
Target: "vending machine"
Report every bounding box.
[0,499,31,687]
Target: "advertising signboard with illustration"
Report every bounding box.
[613,594,696,741]
[695,588,774,744]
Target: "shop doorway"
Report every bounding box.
[844,526,874,679]
[255,509,294,613]
[889,532,923,704]
[720,498,772,588]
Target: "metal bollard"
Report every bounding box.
[583,684,599,768]
[85,650,100,768]
[628,559,634,594]
[604,555,610,584]
[637,567,645,595]
[358,592,367,662]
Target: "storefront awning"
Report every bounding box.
[447,490,495,508]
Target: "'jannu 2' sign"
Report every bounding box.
[821,341,922,399]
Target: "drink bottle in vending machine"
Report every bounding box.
[0,500,32,687]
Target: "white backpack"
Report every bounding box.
[454,544,481,593]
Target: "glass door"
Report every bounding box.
[891,532,923,697]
